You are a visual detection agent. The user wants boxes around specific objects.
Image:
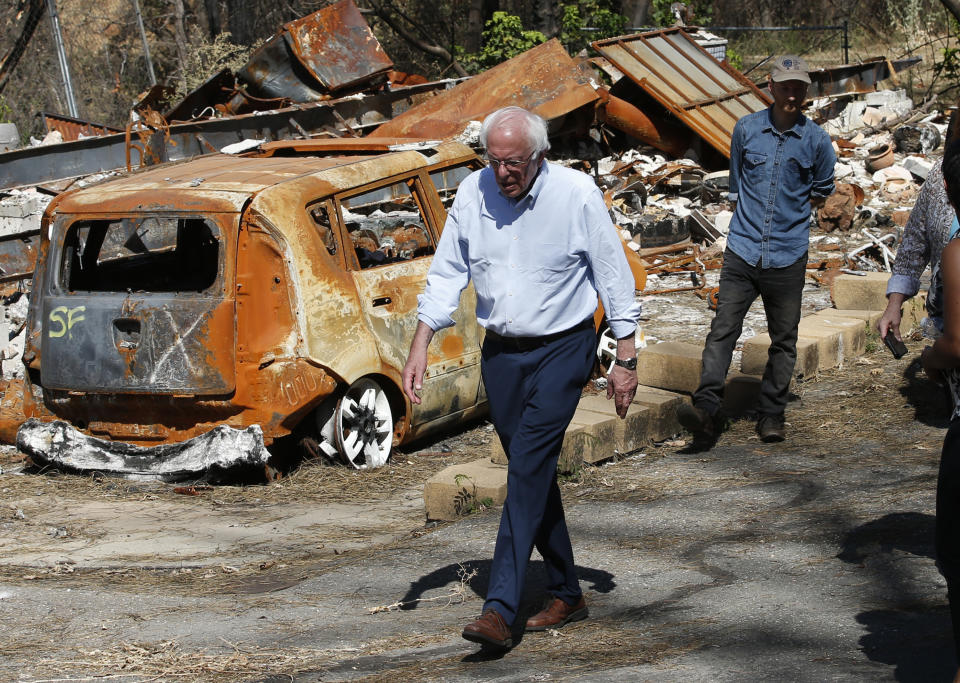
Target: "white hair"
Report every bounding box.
[479,106,551,154]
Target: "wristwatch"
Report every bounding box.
[614,357,637,370]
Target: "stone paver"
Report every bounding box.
[830,271,889,311]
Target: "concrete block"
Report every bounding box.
[565,407,618,464]
[816,308,882,330]
[741,334,819,379]
[830,272,889,311]
[557,421,589,473]
[424,458,508,521]
[490,418,602,472]
[721,372,763,417]
[631,385,689,441]
[0,215,41,235]
[636,341,704,394]
[576,394,653,456]
[0,197,38,218]
[490,436,507,465]
[797,315,865,369]
[903,155,934,180]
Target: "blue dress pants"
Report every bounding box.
[479,325,596,625]
[693,249,806,417]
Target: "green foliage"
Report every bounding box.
[458,12,546,73]
[453,474,493,516]
[558,1,628,56]
[650,0,713,27]
[935,45,960,89]
[725,46,743,70]
[0,98,12,124]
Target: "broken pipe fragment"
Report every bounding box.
[595,89,690,159]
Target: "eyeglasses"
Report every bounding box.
[485,152,536,170]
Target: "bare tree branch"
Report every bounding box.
[367,0,468,77]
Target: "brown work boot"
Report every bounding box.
[462,609,512,649]
[678,403,722,443]
[525,596,588,632]
[756,413,786,443]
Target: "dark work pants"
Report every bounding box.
[937,419,960,660]
[693,249,806,417]
[479,325,596,625]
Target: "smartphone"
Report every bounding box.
[883,334,908,359]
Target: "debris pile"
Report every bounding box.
[0,3,944,477]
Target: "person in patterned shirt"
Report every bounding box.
[879,107,960,342]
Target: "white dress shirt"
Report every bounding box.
[418,161,640,340]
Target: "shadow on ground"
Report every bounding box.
[397,559,616,615]
[839,512,955,681]
[900,358,952,429]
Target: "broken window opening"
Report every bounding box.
[60,216,221,293]
[309,204,338,257]
[340,179,434,270]
[429,165,474,210]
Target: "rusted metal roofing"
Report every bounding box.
[240,0,392,101]
[43,112,122,142]
[284,0,393,91]
[54,141,473,215]
[0,79,459,191]
[592,28,771,158]
[372,39,599,139]
[805,56,922,99]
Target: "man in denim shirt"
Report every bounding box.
[680,55,835,444]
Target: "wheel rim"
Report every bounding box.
[596,325,646,376]
[333,378,393,469]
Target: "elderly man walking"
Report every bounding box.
[679,55,836,445]
[402,106,641,650]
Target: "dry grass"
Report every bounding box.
[15,632,452,682]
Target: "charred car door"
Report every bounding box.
[335,174,482,425]
[41,214,236,394]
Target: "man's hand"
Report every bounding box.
[606,365,638,419]
[878,293,906,341]
[403,322,435,405]
[402,350,427,404]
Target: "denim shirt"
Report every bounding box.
[727,108,836,269]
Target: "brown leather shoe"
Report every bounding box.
[462,609,512,649]
[525,596,588,632]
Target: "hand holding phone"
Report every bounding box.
[883,333,908,359]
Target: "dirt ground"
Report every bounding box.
[0,274,955,681]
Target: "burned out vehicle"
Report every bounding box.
[14,139,644,480]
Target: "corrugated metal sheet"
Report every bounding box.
[43,112,122,142]
[284,0,393,91]
[805,56,922,99]
[372,39,599,139]
[592,28,771,158]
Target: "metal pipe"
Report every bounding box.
[843,20,849,65]
[44,0,78,118]
[595,90,690,159]
[700,25,849,31]
[132,0,157,86]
